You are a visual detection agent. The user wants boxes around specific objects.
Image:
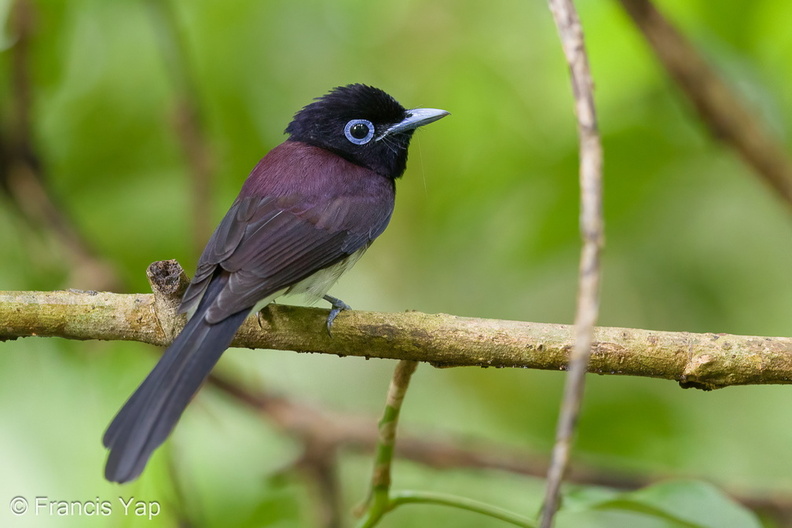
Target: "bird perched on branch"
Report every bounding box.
[103,84,448,483]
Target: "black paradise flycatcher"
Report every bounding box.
[103,84,449,483]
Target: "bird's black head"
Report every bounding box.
[285,84,448,179]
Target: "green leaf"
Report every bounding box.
[593,480,761,528]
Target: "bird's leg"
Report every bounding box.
[323,294,351,335]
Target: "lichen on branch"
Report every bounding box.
[1,260,790,391]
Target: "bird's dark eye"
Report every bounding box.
[344,119,375,145]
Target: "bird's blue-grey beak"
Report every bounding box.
[378,108,450,140]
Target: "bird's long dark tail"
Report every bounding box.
[103,274,250,483]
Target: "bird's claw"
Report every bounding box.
[323,295,351,336]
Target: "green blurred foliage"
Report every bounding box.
[558,479,762,528]
[1,0,791,526]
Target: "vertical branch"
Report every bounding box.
[617,0,792,208]
[146,0,215,256]
[1,0,121,290]
[540,0,603,526]
[356,360,418,528]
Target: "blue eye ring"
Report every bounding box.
[344,119,375,145]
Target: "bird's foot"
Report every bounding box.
[256,301,278,330]
[323,295,351,336]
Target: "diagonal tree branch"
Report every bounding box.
[616,0,792,208]
[1,260,791,391]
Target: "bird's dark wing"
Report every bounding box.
[105,167,394,483]
[180,190,393,324]
[104,190,393,483]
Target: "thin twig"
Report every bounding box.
[389,491,535,527]
[541,0,604,526]
[355,359,418,527]
[616,0,792,208]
